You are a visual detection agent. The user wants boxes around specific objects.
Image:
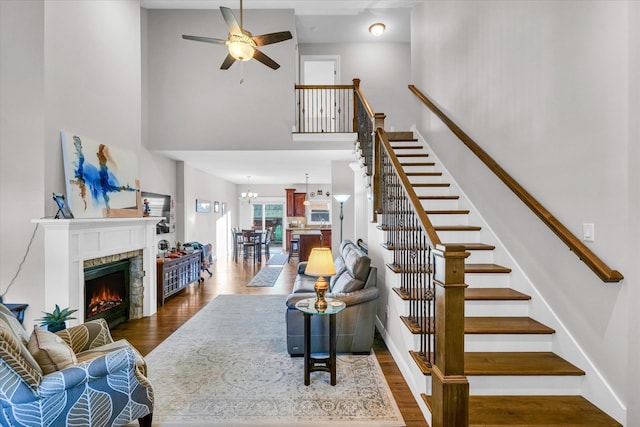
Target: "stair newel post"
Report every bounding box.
[372,113,386,222]
[431,243,469,427]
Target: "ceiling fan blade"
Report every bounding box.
[252,31,293,47]
[182,35,227,45]
[253,48,280,70]
[220,6,242,35]
[220,53,236,70]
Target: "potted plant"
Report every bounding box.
[37,305,77,332]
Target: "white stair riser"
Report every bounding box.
[465,300,529,317]
[464,273,511,287]
[426,214,469,226]
[419,199,459,210]
[467,375,583,396]
[465,250,495,264]
[407,175,444,184]
[465,334,552,352]
[412,186,451,196]
[436,229,481,242]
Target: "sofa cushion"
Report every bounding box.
[0,318,43,388]
[331,272,365,294]
[344,247,371,282]
[28,327,78,375]
[76,339,147,377]
[56,318,114,354]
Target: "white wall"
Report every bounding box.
[0,0,45,329]
[146,9,297,151]
[626,1,640,423]
[299,43,417,132]
[412,1,633,423]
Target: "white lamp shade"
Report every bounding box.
[333,194,351,203]
[305,247,336,276]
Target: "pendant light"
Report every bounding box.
[303,173,310,206]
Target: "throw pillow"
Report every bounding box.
[0,318,43,388]
[28,327,78,375]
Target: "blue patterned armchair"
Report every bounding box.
[0,303,153,426]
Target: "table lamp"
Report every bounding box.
[305,247,336,311]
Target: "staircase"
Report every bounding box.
[374,131,621,426]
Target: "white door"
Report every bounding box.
[300,56,340,132]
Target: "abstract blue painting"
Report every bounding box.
[61,131,139,218]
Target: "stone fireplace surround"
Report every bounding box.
[35,217,159,326]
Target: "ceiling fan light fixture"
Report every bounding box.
[227,34,255,61]
[369,22,386,36]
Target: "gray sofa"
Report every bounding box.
[285,240,379,355]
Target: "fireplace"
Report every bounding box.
[84,260,130,328]
[35,217,160,326]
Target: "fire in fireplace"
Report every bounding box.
[84,259,130,328]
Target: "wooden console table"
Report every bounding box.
[156,251,202,305]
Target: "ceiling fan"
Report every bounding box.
[182,0,293,70]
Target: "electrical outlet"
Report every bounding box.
[583,223,595,242]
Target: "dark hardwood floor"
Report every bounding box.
[111,249,428,427]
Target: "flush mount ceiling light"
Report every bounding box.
[369,23,386,36]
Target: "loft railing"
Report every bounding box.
[294,84,355,133]
[408,84,623,283]
[376,126,469,425]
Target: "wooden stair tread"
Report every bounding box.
[465,287,531,300]
[411,351,584,376]
[394,287,531,301]
[412,182,450,187]
[465,263,512,273]
[418,195,459,200]
[396,153,429,158]
[423,395,621,426]
[425,209,470,214]
[434,225,481,231]
[400,162,435,167]
[401,316,554,334]
[442,242,495,250]
[465,316,555,334]
[464,352,585,376]
[391,145,422,149]
[406,172,442,176]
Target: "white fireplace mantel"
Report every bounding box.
[34,217,160,325]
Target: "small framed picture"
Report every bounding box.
[214,201,220,213]
[196,199,211,213]
[221,202,227,215]
[53,193,74,219]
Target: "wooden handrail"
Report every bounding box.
[377,128,441,247]
[353,78,375,120]
[408,85,623,283]
[294,84,355,90]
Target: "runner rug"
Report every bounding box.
[246,266,283,287]
[141,294,405,426]
[266,252,289,265]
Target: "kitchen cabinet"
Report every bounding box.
[285,188,307,217]
[320,229,332,248]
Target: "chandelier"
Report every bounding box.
[241,176,258,203]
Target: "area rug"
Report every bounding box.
[246,266,283,287]
[142,294,405,426]
[266,252,288,265]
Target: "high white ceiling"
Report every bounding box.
[141,0,418,184]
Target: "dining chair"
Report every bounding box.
[242,229,261,264]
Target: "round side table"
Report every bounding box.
[295,297,346,386]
